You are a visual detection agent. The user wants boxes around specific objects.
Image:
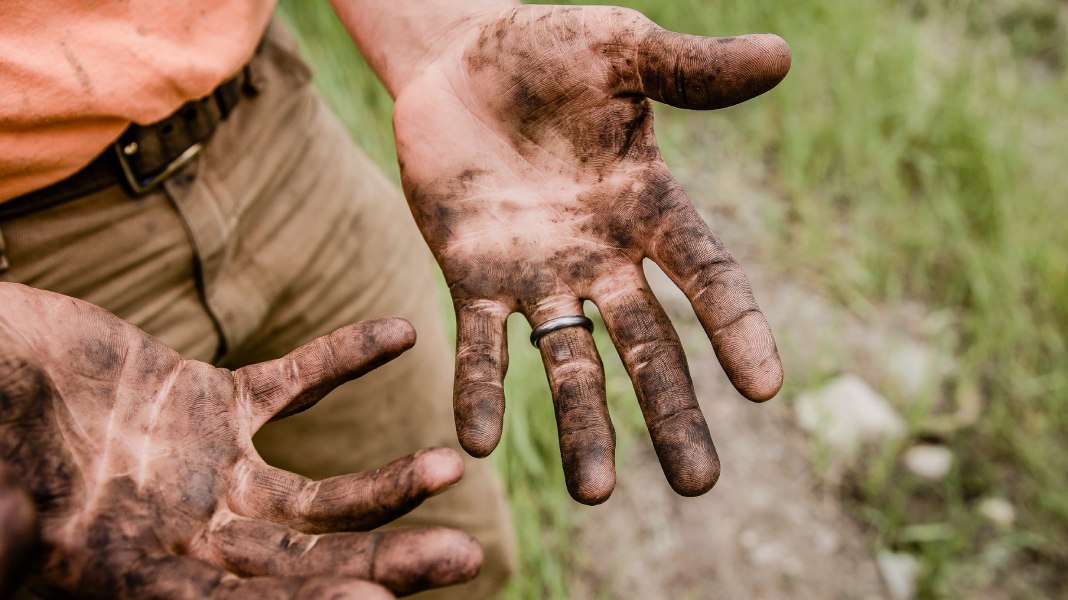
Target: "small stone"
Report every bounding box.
[750,542,785,566]
[739,529,760,550]
[903,444,953,480]
[978,497,1015,527]
[982,541,1015,568]
[883,337,938,398]
[813,526,841,556]
[795,374,907,460]
[877,551,919,600]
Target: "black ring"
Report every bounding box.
[529,315,595,348]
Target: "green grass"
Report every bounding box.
[280,0,1067,597]
[629,0,1068,596]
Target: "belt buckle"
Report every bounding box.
[113,140,202,196]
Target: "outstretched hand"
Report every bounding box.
[394,5,789,504]
[0,283,481,598]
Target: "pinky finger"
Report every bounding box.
[453,299,511,457]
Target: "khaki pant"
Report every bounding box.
[0,20,515,599]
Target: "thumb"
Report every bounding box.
[630,29,791,110]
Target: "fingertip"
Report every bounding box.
[452,531,484,582]
[567,466,616,506]
[561,436,617,505]
[399,317,417,345]
[667,454,721,497]
[330,318,416,363]
[377,529,483,593]
[457,424,500,459]
[741,359,784,403]
[725,329,784,403]
[722,33,792,99]
[754,33,792,81]
[649,409,721,496]
[379,317,417,353]
[414,447,465,491]
[454,387,504,458]
[710,308,783,403]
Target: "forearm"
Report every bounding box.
[329,0,518,98]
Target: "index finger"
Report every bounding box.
[649,188,783,401]
[231,448,464,533]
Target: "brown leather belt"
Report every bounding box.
[0,67,256,222]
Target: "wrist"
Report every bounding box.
[330,0,519,98]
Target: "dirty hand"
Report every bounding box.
[0,283,481,598]
[393,5,789,504]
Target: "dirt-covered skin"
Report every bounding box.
[0,460,37,597]
[393,5,790,504]
[0,283,482,599]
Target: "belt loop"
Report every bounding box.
[0,224,10,273]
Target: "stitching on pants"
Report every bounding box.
[163,165,230,363]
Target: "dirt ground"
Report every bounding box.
[564,137,912,600]
[568,269,888,600]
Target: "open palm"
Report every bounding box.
[0,284,480,598]
[394,5,790,504]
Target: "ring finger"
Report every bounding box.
[527,298,616,505]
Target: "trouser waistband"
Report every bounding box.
[0,59,260,222]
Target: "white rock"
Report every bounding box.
[813,525,841,555]
[795,374,907,460]
[978,497,1016,527]
[883,337,938,398]
[903,444,953,480]
[877,551,919,600]
[738,529,760,550]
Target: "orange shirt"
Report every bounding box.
[0,1,276,202]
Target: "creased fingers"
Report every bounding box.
[648,196,783,401]
[533,309,616,505]
[230,448,463,533]
[453,299,510,458]
[235,318,416,430]
[593,280,719,496]
[116,553,396,600]
[202,516,481,597]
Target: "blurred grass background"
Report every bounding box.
[279,0,1067,597]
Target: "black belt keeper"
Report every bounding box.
[0,64,257,222]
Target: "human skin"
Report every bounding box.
[331,1,790,503]
[0,283,482,598]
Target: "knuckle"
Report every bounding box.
[551,358,604,382]
[623,337,683,368]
